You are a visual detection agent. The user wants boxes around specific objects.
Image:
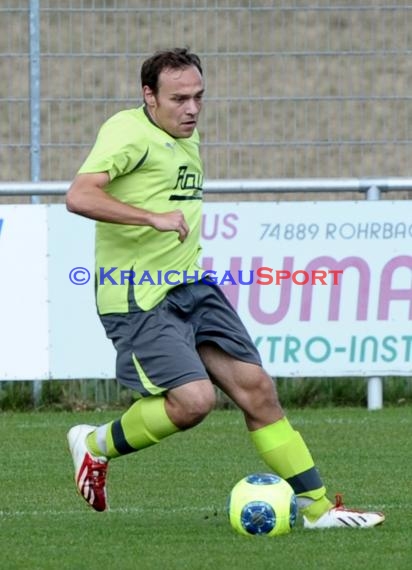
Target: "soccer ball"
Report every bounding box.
[227,473,298,536]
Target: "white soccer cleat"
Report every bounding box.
[67,424,109,512]
[303,494,385,529]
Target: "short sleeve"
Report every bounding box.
[78,111,148,181]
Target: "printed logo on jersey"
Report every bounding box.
[169,165,203,201]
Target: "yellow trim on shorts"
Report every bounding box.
[132,352,166,396]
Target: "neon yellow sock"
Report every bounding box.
[87,396,179,459]
[87,429,105,457]
[250,417,332,520]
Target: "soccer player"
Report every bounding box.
[66,47,384,529]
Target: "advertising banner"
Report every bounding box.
[1,201,411,379]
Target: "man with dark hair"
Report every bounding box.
[66,48,384,529]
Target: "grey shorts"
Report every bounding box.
[100,282,261,396]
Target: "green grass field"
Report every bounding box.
[1,407,409,570]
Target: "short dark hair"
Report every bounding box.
[141,48,203,94]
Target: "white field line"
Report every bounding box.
[0,504,399,519]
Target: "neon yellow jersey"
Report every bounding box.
[78,106,204,313]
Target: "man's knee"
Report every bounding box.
[166,379,216,429]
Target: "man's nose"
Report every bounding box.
[185,98,200,114]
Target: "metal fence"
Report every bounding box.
[2,1,412,409]
[2,1,412,183]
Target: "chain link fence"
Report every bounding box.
[2,1,412,184]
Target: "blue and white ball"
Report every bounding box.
[227,473,297,536]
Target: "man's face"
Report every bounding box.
[143,65,204,138]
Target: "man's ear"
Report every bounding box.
[143,85,156,108]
